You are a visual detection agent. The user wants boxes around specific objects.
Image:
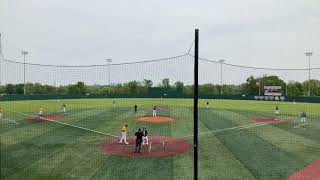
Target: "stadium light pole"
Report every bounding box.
[305,52,312,96]
[218,59,225,96]
[105,58,112,85]
[22,50,29,94]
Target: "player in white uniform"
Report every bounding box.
[301,112,307,123]
[152,106,157,117]
[142,127,149,151]
[275,106,279,116]
[61,104,66,113]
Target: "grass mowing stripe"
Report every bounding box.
[226,109,320,178]
[0,108,101,147]
[6,108,134,180]
[200,109,305,180]
[1,108,124,179]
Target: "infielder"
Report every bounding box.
[38,106,43,117]
[301,112,307,123]
[119,124,129,145]
[152,106,157,117]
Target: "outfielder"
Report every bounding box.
[301,112,307,123]
[152,106,157,117]
[119,124,129,145]
[61,104,66,113]
[0,106,3,119]
[275,106,279,116]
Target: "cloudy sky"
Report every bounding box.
[1,0,320,69]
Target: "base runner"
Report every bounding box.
[119,124,129,145]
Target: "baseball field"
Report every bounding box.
[1,98,320,180]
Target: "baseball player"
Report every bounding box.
[152,106,157,117]
[301,112,307,123]
[119,124,129,145]
[134,128,143,153]
[0,106,3,119]
[142,127,149,151]
[134,105,138,113]
[61,104,66,113]
[38,106,43,117]
[275,106,279,116]
[206,101,210,108]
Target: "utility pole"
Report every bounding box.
[22,50,29,94]
[305,52,313,96]
[218,59,225,96]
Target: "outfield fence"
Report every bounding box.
[1,33,320,180]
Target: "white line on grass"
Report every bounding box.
[293,123,309,128]
[16,111,119,138]
[161,122,272,143]
[2,118,20,125]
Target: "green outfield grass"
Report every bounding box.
[1,98,320,180]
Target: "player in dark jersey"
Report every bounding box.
[134,105,138,113]
[134,128,143,153]
[142,127,149,151]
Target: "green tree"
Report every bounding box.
[5,84,15,95]
[162,78,170,88]
[143,79,153,88]
[174,81,184,90]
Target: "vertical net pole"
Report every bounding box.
[194,29,199,180]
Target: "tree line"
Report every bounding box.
[0,76,319,96]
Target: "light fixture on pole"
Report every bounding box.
[105,58,112,85]
[22,50,29,94]
[218,59,225,96]
[305,51,313,96]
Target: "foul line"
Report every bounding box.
[294,123,309,128]
[2,118,20,125]
[16,111,119,138]
[160,122,273,143]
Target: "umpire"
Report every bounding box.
[134,128,143,153]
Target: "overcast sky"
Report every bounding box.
[0,0,320,69]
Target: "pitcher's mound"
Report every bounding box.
[100,136,191,157]
[31,116,64,121]
[255,117,288,124]
[137,117,175,123]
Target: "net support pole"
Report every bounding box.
[194,29,199,180]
